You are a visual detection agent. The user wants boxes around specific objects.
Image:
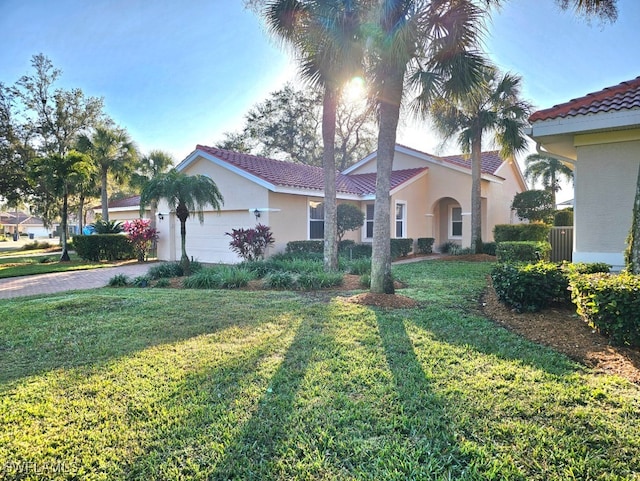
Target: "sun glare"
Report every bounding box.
[342,76,367,104]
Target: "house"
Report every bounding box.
[155,144,526,264]
[91,195,151,225]
[528,76,640,270]
[0,211,50,238]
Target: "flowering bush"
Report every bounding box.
[226,224,275,262]
[123,219,158,262]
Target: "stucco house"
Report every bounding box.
[155,144,526,264]
[0,211,50,238]
[528,76,640,270]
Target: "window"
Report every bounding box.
[395,202,406,238]
[309,201,324,239]
[365,204,374,239]
[450,206,462,238]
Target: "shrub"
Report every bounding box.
[123,219,157,262]
[73,234,134,261]
[338,239,355,252]
[553,209,574,226]
[438,241,460,254]
[107,274,130,287]
[148,262,184,279]
[22,240,52,251]
[494,223,551,242]
[154,278,171,288]
[390,238,413,258]
[297,272,343,290]
[132,275,151,288]
[266,257,323,274]
[216,267,254,288]
[496,241,551,263]
[227,224,275,261]
[91,220,123,234]
[337,203,364,243]
[359,274,371,288]
[482,242,497,256]
[344,258,371,275]
[286,240,324,255]
[263,271,295,289]
[417,238,434,254]
[182,268,221,289]
[491,262,569,312]
[570,273,640,347]
[346,243,372,259]
[511,190,554,223]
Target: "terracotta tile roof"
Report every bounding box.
[529,76,640,122]
[197,145,428,196]
[94,195,141,210]
[395,144,504,175]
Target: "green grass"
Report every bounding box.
[0,261,638,480]
[0,253,132,279]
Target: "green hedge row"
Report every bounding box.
[285,239,414,259]
[495,241,551,262]
[73,234,134,261]
[491,261,611,313]
[391,238,413,258]
[494,223,551,242]
[570,273,640,347]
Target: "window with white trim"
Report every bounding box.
[395,202,406,238]
[365,203,374,239]
[309,201,324,239]
[449,206,462,238]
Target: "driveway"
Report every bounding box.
[0,263,154,299]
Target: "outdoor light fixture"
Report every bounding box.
[157,212,165,221]
[253,209,261,220]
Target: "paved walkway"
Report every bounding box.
[0,263,154,299]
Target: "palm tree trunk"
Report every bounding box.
[101,167,109,222]
[176,202,191,275]
[371,70,403,294]
[60,188,71,261]
[471,135,483,254]
[627,163,640,274]
[78,195,85,234]
[322,86,339,272]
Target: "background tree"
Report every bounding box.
[524,152,574,207]
[28,150,94,260]
[511,190,555,224]
[77,124,138,222]
[625,164,640,274]
[140,170,224,275]
[130,150,174,231]
[429,67,531,253]
[337,203,365,243]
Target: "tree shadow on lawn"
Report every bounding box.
[0,289,298,385]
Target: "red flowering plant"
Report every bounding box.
[123,219,158,262]
[226,224,275,261]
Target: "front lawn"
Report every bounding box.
[0,254,136,279]
[0,261,638,480]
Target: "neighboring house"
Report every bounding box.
[528,76,640,270]
[0,211,50,238]
[91,196,151,224]
[156,144,526,264]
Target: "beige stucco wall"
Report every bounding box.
[573,140,640,268]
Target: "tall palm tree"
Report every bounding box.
[524,153,574,207]
[140,170,224,275]
[130,150,174,230]
[77,125,138,222]
[265,0,366,272]
[29,150,94,261]
[367,0,488,292]
[429,66,531,253]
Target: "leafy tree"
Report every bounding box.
[77,125,138,222]
[524,153,574,207]
[265,1,367,273]
[429,67,531,253]
[337,203,364,243]
[140,170,224,275]
[28,150,95,260]
[511,190,555,223]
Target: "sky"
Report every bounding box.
[1,0,639,200]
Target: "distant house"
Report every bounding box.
[0,211,50,238]
[528,76,640,270]
[155,144,526,264]
[91,196,151,224]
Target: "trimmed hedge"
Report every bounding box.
[494,223,551,242]
[391,238,413,258]
[73,234,134,261]
[286,240,323,255]
[417,237,434,254]
[570,273,640,347]
[553,210,573,226]
[496,241,551,263]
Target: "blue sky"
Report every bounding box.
[1,0,638,177]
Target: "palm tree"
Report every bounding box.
[265,0,365,272]
[140,170,224,275]
[524,153,574,207]
[29,150,94,261]
[77,125,138,222]
[130,150,174,230]
[367,0,488,292]
[429,66,531,253]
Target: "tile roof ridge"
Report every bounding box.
[530,76,640,122]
